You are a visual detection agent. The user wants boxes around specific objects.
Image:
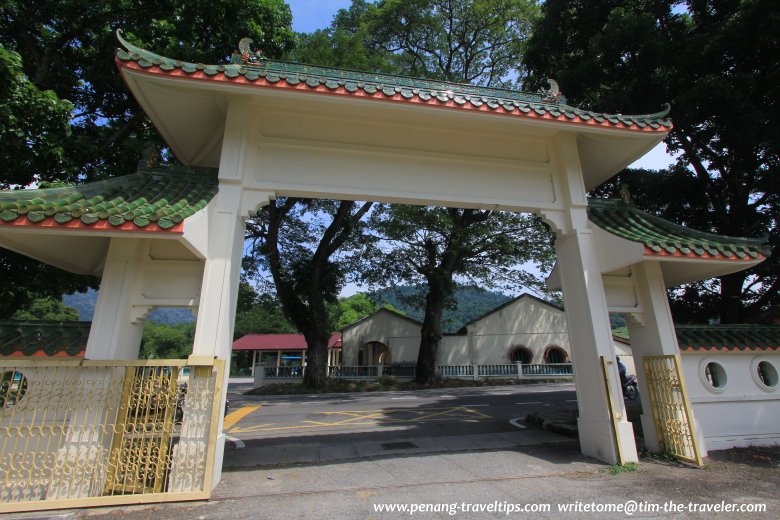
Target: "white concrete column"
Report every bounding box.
[188,96,274,488]
[85,238,150,360]
[626,261,707,456]
[557,231,638,464]
[550,133,637,464]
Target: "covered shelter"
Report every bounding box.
[232,332,342,375]
[0,30,770,510]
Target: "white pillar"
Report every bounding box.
[85,238,150,360]
[549,133,637,464]
[627,261,707,456]
[557,231,638,464]
[187,97,273,488]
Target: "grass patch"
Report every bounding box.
[641,450,683,464]
[606,462,638,475]
[245,376,571,395]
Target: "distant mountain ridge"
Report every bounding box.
[63,289,195,324]
[368,285,512,333]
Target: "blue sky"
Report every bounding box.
[287,0,352,33]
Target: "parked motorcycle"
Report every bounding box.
[622,374,639,400]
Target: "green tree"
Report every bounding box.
[0,46,73,188]
[0,251,96,320]
[0,0,294,185]
[140,322,195,360]
[291,0,398,73]
[246,198,373,388]
[10,297,79,321]
[233,281,296,339]
[331,293,379,330]
[0,0,295,314]
[524,0,779,323]
[329,293,404,330]
[365,0,539,85]
[369,206,554,383]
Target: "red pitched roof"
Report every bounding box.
[232,333,342,351]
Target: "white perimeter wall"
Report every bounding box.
[680,351,780,451]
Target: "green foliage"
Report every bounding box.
[606,462,638,475]
[0,46,73,188]
[233,282,296,338]
[0,0,295,185]
[291,0,398,73]
[525,0,779,323]
[10,297,79,321]
[0,0,295,313]
[365,0,539,86]
[331,293,378,330]
[0,251,96,320]
[139,322,195,360]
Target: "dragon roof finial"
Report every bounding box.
[231,37,264,65]
[540,79,562,103]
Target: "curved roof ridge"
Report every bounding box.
[0,164,218,232]
[115,30,673,131]
[587,198,771,260]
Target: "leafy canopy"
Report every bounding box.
[11,297,79,321]
[525,0,779,323]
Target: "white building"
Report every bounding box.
[343,294,622,369]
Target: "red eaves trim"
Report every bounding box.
[5,350,86,358]
[232,333,343,351]
[643,246,765,261]
[0,216,184,233]
[117,59,671,134]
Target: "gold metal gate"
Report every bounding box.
[0,359,225,513]
[642,355,703,465]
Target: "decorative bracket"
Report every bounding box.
[130,305,155,324]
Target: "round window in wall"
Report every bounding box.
[755,360,779,389]
[509,346,533,364]
[544,346,568,364]
[703,362,727,390]
[0,370,28,407]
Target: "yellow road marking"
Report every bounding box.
[228,406,490,433]
[224,405,261,430]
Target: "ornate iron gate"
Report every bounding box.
[0,359,225,513]
[642,355,703,465]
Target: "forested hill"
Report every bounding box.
[63,289,195,324]
[368,285,512,333]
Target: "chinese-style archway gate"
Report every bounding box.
[0,31,769,511]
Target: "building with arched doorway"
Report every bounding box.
[341,293,622,369]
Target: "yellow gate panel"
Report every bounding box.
[642,355,703,466]
[0,359,224,513]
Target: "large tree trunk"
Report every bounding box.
[416,279,447,384]
[303,328,331,388]
[719,272,747,324]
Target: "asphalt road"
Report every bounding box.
[224,383,578,442]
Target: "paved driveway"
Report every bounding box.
[222,383,578,467]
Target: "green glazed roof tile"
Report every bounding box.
[0,321,91,357]
[115,30,673,131]
[0,164,218,231]
[676,325,780,351]
[588,198,771,260]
